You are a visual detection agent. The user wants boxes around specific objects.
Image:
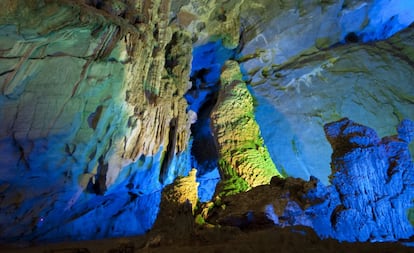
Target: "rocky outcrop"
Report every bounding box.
[203,118,414,242]
[170,0,414,186]
[240,0,414,70]
[210,60,281,196]
[0,0,413,246]
[248,26,414,184]
[324,118,414,241]
[232,0,414,185]
[157,168,199,213]
[0,0,193,243]
[202,176,320,229]
[148,169,198,244]
[172,0,245,48]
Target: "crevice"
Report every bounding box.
[0,56,21,59]
[87,105,104,130]
[159,117,178,184]
[27,54,92,60]
[165,31,182,77]
[1,44,37,95]
[11,132,30,171]
[184,40,238,201]
[92,155,108,195]
[0,69,15,77]
[189,88,219,168]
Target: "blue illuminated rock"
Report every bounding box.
[185,40,236,202]
[238,0,414,185]
[324,118,414,241]
[249,25,414,184]
[1,0,413,247]
[205,118,413,242]
[0,0,193,243]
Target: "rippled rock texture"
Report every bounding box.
[204,118,414,242]
[0,0,193,242]
[250,25,414,184]
[324,118,414,241]
[172,0,414,185]
[235,0,414,184]
[211,60,281,196]
[0,0,413,247]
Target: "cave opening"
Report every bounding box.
[185,40,236,202]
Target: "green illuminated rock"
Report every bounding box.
[211,60,282,196]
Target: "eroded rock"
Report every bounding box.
[250,27,414,184]
[325,118,414,241]
[210,60,282,196]
[203,118,414,242]
[0,0,193,243]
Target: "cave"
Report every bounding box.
[185,40,236,202]
[0,0,413,252]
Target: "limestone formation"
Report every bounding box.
[235,1,414,184]
[204,118,414,242]
[0,0,413,247]
[324,118,414,241]
[172,0,245,48]
[203,176,320,229]
[0,0,193,242]
[211,60,282,196]
[148,169,198,244]
[249,26,414,184]
[170,0,414,187]
[158,168,199,213]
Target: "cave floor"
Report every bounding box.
[2,226,413,253]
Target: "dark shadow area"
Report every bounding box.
[184,40,237,201]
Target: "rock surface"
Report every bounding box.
[324,118,414,241]
[148,168,198,244]
[172,0,245,48]
[240,0,414,67]
[3,226,413,253]
[0,0,193,242]
[210,60,281,196]
[250,26,414,184]
[204,118,414,242]
[0,0,413,247]
[176,0,414,185]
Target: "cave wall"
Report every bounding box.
[172,0,414,184]
[237,0,414,184]
[203,118,414,242]
[0,0,413,245]
[0,0,193,242]
[250,29,414,183]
